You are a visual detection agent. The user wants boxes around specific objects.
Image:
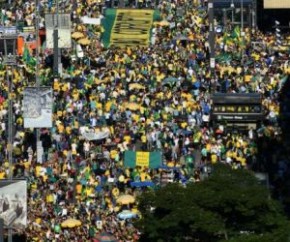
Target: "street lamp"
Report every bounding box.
[208,0,215,74]
[222,4,235,29]
[0,218,3,242]
[0,26,18,175]
[53,0,60,77]
[231,1,234,23]
[0,26,18,242]
[240,0,245,66]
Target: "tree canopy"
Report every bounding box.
[135,164,290,242]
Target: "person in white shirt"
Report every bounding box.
[83,141,90,158]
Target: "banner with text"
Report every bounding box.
[102,9,160,48]
[124,151,162,168]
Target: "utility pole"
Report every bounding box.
[0,218,3,242]
[208,0,215,92]
[252,0,257,29]
[53,0,60,77]
[7,69,13,242]
[2,27,18,242]
[231,0,234,24]
[223,8,227,27]
[208,0,215,71]
[240,0,245,66]
[35,0,43,164]
[119,0,125,8]
[7,69,13,183]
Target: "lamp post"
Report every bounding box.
[35,0,43,163]
[1,25,18,242]
[252,0,257,29]
[222,4,235,30]
[208,0,215,74]
[53,0,61,77]
[231,0,234,24]
[0,218,3,242]
[240,0,245,66]
[208,0,216,94]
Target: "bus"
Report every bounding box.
[211,93,265,129]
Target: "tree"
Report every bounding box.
[135,164,290,242]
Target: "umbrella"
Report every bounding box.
[71,31,85,39]
[124,102,140,111]
[94,232,117,242]
[117,210,138,220]
[61,218,82,228]
[78,38,91,45]
[116,194,135,205]
[129,83,145,90]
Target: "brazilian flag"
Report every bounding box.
[223,26,242,46]
[124,151,162,168]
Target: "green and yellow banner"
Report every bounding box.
[124,151,162,168]
[101,8,160,48]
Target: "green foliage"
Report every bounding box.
[136,164,290,242]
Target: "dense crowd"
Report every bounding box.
[0,0,289,241]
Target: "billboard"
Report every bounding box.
[0,180,27,229]
[264,0,290,9]
[211,93,264,123]
[23,87,53,128]
[45,14,71,48]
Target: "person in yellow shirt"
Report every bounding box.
[76,182,82,196]
[46,192,54,203]
[61,83,69,92]
[57,123,64,134]
[53,79,60,92]
[140,171,146,182]
[123,135,131,144]
[35,164,42,177]
[73,119,79,130]
[112,187,119,198]
[211,153,218,164]
[141,133,147,151]
[72,89,79,101]
[0,168,6,179]
[65,126,72,135]
[85,185,93,197]
[16,117,23,126]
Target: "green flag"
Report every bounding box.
[22,45,36,67]
[216,52,232,63]
[124,151,162,168]
[22,45,30,63]
[232,26,241,39]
